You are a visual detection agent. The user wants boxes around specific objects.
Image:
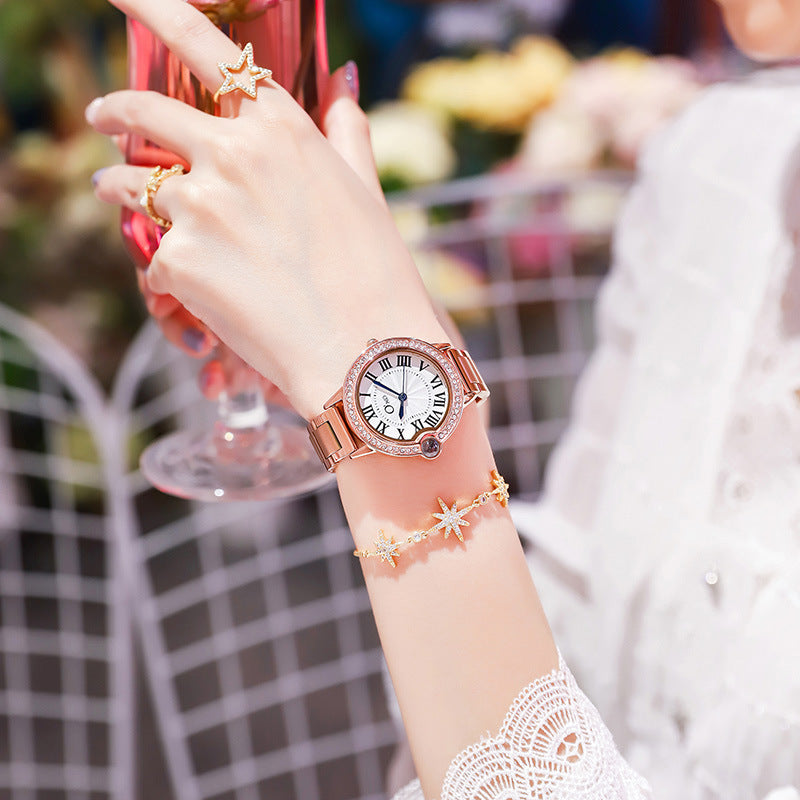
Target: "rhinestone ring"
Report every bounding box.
[140,164,184,230]
[213,42,273,103]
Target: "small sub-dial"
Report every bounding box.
[357,351,451,442]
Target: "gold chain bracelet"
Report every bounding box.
[354,469,510,568]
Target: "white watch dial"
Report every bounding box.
[357,349,451,442]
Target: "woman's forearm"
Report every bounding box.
[337,403,558,796]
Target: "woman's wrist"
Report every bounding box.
[336,403,495,551]
[290,312,451,421]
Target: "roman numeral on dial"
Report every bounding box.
[362,404,376,421]
[379,358,392,372]
[425,413,441,427]
[431,375,444,389]
[374,420,387,435]
[433,392,446,408]
[411,419,425,432]
[397,355,412,367]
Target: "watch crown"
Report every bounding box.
[420,434,441,459]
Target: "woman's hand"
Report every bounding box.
[87,0,446,420]
[715,0,800,59]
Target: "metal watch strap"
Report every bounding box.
[307,343,489,472]
[441,345,491,405]
[306,399,361,473]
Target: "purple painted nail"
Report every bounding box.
[344,60,359,103]
[91,168,107,188]
[182,328,207,352]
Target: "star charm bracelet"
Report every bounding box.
[353,470,510,568]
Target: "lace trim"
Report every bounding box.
[394,654,651,800]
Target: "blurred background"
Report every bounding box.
[0,3,754,800]
[0,0,739,385]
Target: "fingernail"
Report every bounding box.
[85,97,103,125]
[344,60,359,102]
[91,168,107,188]
[182,328,208,352]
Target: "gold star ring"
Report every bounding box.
[140,164,184,230]
[214,43,273,103]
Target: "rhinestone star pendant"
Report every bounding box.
[432,497,471,542]
[491,469,510,507]
[215,42,273,101]
[374,531,401,568]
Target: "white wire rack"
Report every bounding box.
[0,304,134,800]
[0,170,628,800]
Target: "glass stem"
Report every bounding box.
[216,347,269,432]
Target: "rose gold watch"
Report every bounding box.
[307,337,489,472]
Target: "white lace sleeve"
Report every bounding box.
[391,653,652,800]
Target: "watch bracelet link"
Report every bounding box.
[448,347,490,405]
[306,403,358,472]
[306,344,489,472]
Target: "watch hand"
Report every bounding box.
[399,368,407,419]
[371,379,401,398]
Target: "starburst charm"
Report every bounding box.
[214,42,273,102]
[374,531,401,568]
[491,469,510,507]
[432,497,471,542]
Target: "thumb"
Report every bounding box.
[321,61,385,205]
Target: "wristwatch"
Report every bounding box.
[307,337,490,472]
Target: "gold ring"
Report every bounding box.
[140,164,184,230]
[213,42,273,103]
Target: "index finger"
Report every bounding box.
[111,0,244,96]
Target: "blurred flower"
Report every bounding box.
[552,50,702,167]
[368,101,457,186]
[564,180,628,232]
[520,106,605,173]
[517,48,701,172]
[403,36,573,132]
[390,203,488,324]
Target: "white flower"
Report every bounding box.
[549,51,701,166]
[367,101,456,186]
[520,106,605,172]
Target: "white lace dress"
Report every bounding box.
[512,69,800,799]
[391,69,800,800]
[392,652,651,800]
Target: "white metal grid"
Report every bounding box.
[0,304,133,800]
[112,324,395,800]
[0,170,626,800]
[394,171,629,499]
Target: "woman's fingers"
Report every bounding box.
[108,0,243,96]
[93,162,182,222]
[86,90,214,160]
[155,303,217,357]
[321,62,385,205]
[135,269,180,317]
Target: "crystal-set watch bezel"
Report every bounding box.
[342,338,465,458]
